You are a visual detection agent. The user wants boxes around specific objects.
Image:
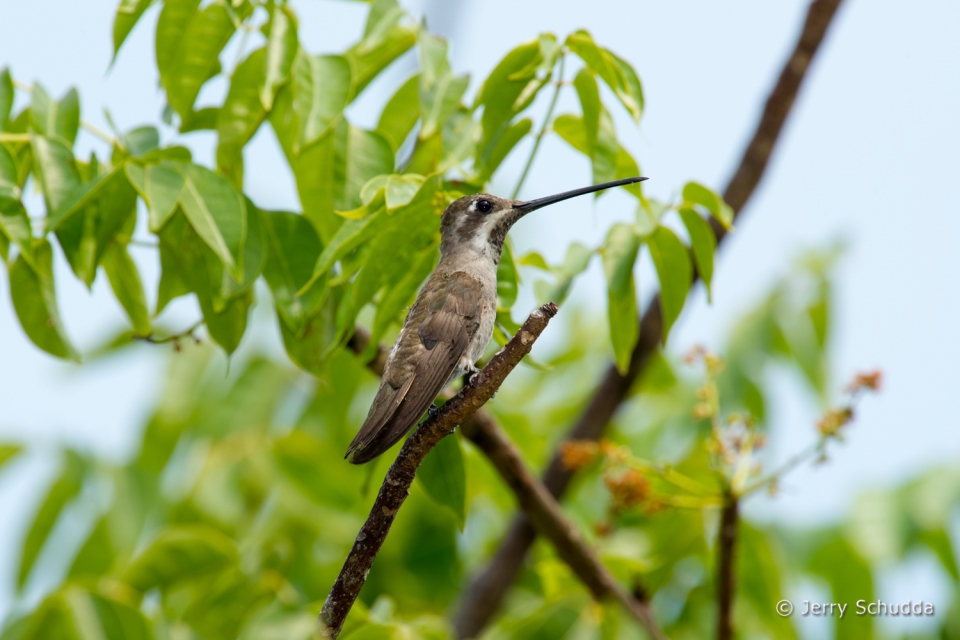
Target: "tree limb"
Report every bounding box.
[319,303,559,638]
[452,0,847,635]
[348,327,666,637]
[459,410,667,640]
[716,496,739,640]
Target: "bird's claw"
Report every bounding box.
[427,404,440,418]
[467,365,482,387]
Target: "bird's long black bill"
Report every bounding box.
[514,176,648,213]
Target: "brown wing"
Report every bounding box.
[346,271,482,464]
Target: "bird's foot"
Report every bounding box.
[427,404,440,418]
[466,364,482,388]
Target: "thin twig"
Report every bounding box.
[453,1,847,635]
[511,52,566,200]
[716,496,739,640]
[135,320,203,345]
[319,303,559,638]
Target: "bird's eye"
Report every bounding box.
[476,199,493,214]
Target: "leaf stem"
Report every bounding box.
[510,52,566,200]
[81,120,116,145]
[0,133,31,143]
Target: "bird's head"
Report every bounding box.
[438,177,647,263]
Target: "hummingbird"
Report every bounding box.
[346,176,648,464]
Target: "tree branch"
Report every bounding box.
[459,410,667,640]
[319,303,559,637]
[348,326,666,637]
[716,496,739,640]
[452,1,847,635]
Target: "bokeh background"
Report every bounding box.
[1,0,959,637]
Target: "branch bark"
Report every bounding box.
[452,1,846,635]
[716,496,740,640]
[319,303,558,637]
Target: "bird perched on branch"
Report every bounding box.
[346,177,647,464]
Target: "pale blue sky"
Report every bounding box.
[1,0,959,633]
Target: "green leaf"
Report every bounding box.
[678,207,716,302]
[573,68,600,155]
[0,200,33,267]
[52,167,138,287]
[478,117,531,181]
[157,0,237,119]
[0,68,14,132]
[417,434,466,530]
[262,210,323,333]
[177,162,248,278]
[124,162,183,231]
[182,569,273,640]
[261,3,298,110]
[30,84,80,147]
[292,53,352,152]
[122,525,237,592]
[217,48,268,187]
[601,223,640,374]
[418,32,470,140]
[682,181,733,229]
[17,452,85,589]
[10,242,79,360]
[345,0,417,97]
[552,113,587,154]
[113,0,156,59]
[497,239,520,309]
[358,173,424,212]
[68,518,115,579]
[476,38,553,162]
[335,124,395,212]
[808,536,874,640]
[647,226,692,344]
[0,444,22,469]
[518,251,550,270]
[30,134,80,215]
[102,242,151,336]
[565,30,643,122]
[916,528,960,583]
[279,299,337,375]
[157,212,252,353]
[607,282,638,376]
[117,126,160,158]
[178,106,219,133]
[601,223,639,294]
[376,74,420,153]
[534,242,593,306]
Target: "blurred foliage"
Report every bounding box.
[2,248,958,639]
[2,1,958,639]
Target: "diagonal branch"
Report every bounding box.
[347,324,667,639]
[459,409,667,640]
[452,0,847,635]
[319,303,559,638]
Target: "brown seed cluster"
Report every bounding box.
[816,407,854,437]
[846,369,883,394]
[559,440,600,471]
[604,469,651,509]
